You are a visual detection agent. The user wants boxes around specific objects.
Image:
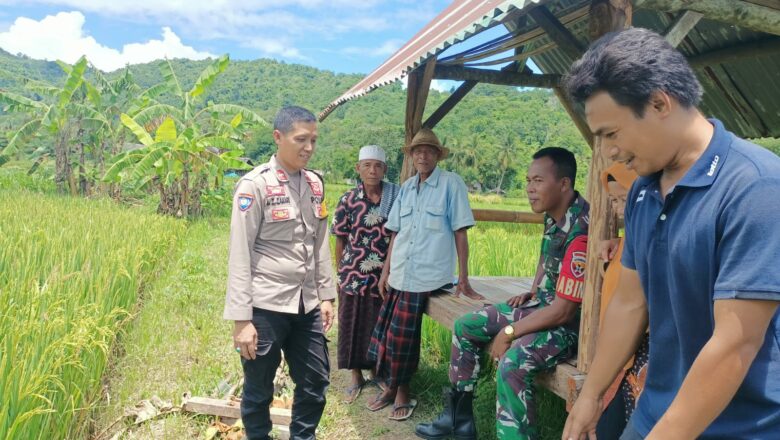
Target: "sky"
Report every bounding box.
[0,0,456,76]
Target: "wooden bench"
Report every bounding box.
[426,276,585,409]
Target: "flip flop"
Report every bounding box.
[388,399,417,421]
[366,378,388,392]
[365,392,395,412]
[343,382,364,404]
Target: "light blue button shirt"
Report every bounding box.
[385,166,475,292]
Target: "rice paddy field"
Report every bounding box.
[0,173,565,439]
[0,169,185,439]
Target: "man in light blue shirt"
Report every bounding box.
[366,127,484,421]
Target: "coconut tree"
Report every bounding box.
[494,133,517,194]
[104,55,266,217]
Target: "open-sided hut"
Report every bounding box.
[320,0,780,407]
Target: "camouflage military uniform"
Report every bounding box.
[448,194,589,440]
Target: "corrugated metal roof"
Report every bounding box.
[318,0,548,120]
[322,0,780,138]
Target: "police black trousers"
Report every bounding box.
[240,306,330,440]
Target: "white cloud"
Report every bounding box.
[0,11,214,71]
[342,39,404,58]
[243,38,308,61]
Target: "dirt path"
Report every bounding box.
[317,325,434,440]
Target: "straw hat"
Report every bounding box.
[401,128,449,159]
[600,162,638,191]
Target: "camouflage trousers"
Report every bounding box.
[449,303,577,440]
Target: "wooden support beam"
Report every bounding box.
[423,81,477,129]
[635,0,780,37]
[401,58,437,182]
[553,86,593,148]
[529,5,586,59]
[663,10,704,47]
[472,209,544,224]
[424,60,527,129]
[589,0,633,40]
[688,36,780,67]
[577,0,633,374]
[433,65,561,88]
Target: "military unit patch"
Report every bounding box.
[237,193,254,211]
[570,251,586,279]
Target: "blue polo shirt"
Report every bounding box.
[621,119,780,438]
[385,166,475,292]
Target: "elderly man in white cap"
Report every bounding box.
[331,145,400,404]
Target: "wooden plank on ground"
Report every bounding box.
[183,397,291,425]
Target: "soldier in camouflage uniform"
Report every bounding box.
[416,147,589,440]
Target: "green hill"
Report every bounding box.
[0,50,592,191]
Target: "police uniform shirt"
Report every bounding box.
[223,155,336,320]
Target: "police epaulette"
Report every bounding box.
[306,169,325,195]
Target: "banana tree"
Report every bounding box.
[104,55,265,217]
[0,56,99,194]
[82,66,143,196]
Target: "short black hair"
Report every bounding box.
[533,147,577,186]
[563,27,702,117]
[273,106,316,133]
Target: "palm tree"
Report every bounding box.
[494,134,517,194]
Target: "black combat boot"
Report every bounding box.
[415,388,476,440]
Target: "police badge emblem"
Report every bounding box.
[237,193,254,211]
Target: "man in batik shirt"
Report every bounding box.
[331,145,400,404]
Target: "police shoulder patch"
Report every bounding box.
[237,193,254,211]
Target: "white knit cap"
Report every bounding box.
[358,145,386,163]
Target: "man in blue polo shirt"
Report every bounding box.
[561,28,780,440]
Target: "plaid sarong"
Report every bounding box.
[367,287,430,388]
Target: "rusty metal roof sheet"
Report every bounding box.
[319,0,548,120]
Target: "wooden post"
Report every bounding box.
[401,57,437,182]
[553,87,593,148]
[577,0,633,374]
[634,0,780,37]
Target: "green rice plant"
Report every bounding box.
[0,190,184,439]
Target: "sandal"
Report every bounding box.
[388,399,417,421]
[365,392,395,412]
[343,382,364,404]
[366,378,388,392]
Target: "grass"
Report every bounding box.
[0,170,565,439]
[0,177,184,440]
[93,218,240,439]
